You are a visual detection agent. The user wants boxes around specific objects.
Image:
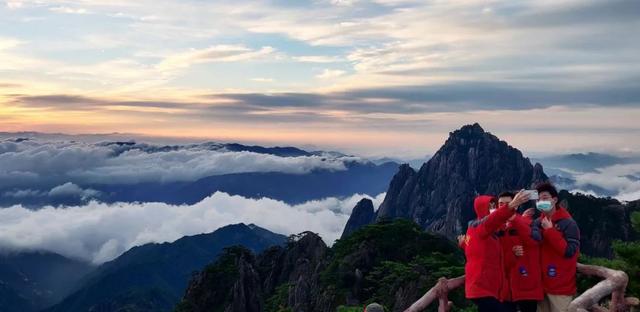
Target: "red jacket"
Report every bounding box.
[499,214,544,302]
[531,207,580,296]
[463,195,515,299]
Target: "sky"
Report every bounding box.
[1,0,639,158]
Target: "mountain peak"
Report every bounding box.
[348,124,548,239]
[444,123,500,148]
[341,198,375,239]
[455,122,485,135]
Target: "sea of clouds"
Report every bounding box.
[0,137,360,194]
[568,163,640,201]
[0,192,385,265]
[3,135,640,267]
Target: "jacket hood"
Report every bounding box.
[474,195,496,219]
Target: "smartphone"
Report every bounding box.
[524,190,539,200]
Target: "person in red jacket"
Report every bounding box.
[531,182,580,312]
[463,190,530,312]
[496,191,543,312]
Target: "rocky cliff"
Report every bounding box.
[340,198,375,239]
[176,220,466,312]
[562,192,640,257]
[343,123,640,257]
[177,232,333,312]
[346,123,547,239]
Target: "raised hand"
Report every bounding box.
[509,189,531,209]
[457,235,466,245]
[541,216,553,229]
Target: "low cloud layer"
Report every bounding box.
[542,154,640,201]
[3,182,101,200]
[0,136,360,191]
[0,192,386,264]
[571,163,640,201]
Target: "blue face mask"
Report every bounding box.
[536,200,553,212]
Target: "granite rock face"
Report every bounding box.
[373,123,548,239]
[177,220,464,312]
[341,198,376,239]
[342,123,640,258]
[177,232,332,312]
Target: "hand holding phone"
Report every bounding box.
[510,189,531,208]
[524,190,539,200]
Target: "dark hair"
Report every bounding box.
[490,197,498,205]
[536,182,559,198]
[498,191,515,199]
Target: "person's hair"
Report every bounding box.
[536,181,559,198]
[498,191,515,199]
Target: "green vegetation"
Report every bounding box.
[321,219,470,311]
[579,211,640,298]
[177,210,640,311]
[175,246,249,312]
[265,283,293,312]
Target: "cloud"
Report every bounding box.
[10,94,201,112]
[213,80,640,114]
[157,45,277,71]
[0,82,22,88]
[5,1,23,9]
[0,137,361,190]
[568,162,640,201]
[1,0,639,156]
[513,0,640,28]
[329,0,359,6]
[3,182,100,201]
[293,55,343,63]
[3,189,46,198]
[49,6,90,14]
[9,77,640,118]
[0,191,385,264]
[48,182,101,200]
[0,37,23,50]
[251,77,274,83]
[316,69,346,79]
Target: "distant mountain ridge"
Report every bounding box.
[85,160,399,206]
[0,137,399,207]
[44,223,287,312]
[97,140,315,157]
[534,152,640,173]
[0,251,94,311]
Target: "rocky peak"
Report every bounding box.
[178,232,331,312]
[532,162,546,182]
[351,123,548,239]
[446,122,486,143]
[341,199,375,239]
[177,246,262,312]
[376,164,417,222]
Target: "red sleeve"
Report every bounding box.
[543,227,568,256]
[478,205,514,238]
